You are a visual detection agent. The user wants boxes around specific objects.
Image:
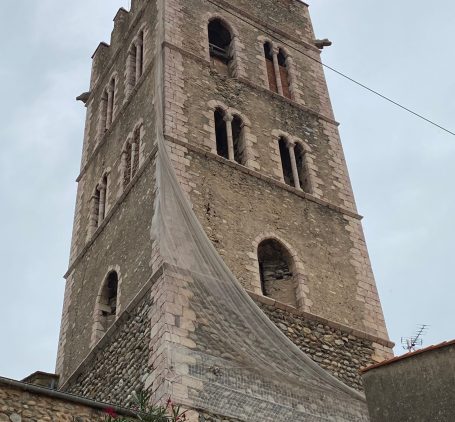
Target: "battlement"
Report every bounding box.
[89,1,152,90]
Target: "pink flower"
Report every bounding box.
[105,407,117,418]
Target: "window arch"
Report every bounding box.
[208,18,233,76]
[89,174,108,237]
[264,42,278,93]
[277,136,311,192]
[279,137,294,187]
[278,48,291,99]
[91,270,119,346]
[258,239,297,307]
[126,30,144,96]
[99,76,116,136]
[122,125,141,189]
[214,108,229,159]
[213,108,247,165]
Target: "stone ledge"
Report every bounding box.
[210,0,318,53]
[247,290,395,349]
[66,144,157,278]
[165,134,362,220]
[76,58,154,183]
[163,41,339,127]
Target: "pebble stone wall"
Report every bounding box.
[257,298,378,391]
[64,294,151,406]
[0,382,108,422]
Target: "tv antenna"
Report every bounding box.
[401,325,429,353]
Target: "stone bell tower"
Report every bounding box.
[56,0,393,420]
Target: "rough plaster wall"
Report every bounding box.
[363,345,455,422]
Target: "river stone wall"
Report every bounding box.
[64,294,151,406]
[255,296,376,391]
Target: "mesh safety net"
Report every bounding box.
[150,1,369,420]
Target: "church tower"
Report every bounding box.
[56,0,393,420]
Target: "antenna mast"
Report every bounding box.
[401,325,429,353]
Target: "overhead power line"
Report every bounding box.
[206,0,455,136]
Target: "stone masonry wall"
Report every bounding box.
[256,298,377,391]
[163,0,390,344]
[0,381,109,422]
[64,293,151,406]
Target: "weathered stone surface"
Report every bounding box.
[64,294,151,406]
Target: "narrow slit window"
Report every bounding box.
[208,19,233,76]
[214,108,229,159]
[232,115,246,165]
[264,42,278,93]
[278,49,291,99]
[279,137,294,187]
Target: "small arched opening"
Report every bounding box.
[99,271,119,329]
[208,19,233,76]
[264,42,278,93]
[278,137,294,187]
[258,239,297,307]
[214,108,229,159]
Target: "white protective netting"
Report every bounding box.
[150,1,369,420]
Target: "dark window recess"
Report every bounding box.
[258,239,297,307]
[208,19,232,75]
[279,137,294,187]
[232,115,245,165]
[214,108,229,159]
[264,42,278,93]
[278,49,291,99]
[101,271,118,328]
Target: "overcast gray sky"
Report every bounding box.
[1,1,454,381]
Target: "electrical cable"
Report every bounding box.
[206,0,455,136]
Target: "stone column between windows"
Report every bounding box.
[272,48,284,96]
[287,142,301,190]
[224,113,235,161]
[131,142,138,179]
[98,186,106,226]
[135,40,143,82]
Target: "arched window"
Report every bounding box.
[99,89,108,134]
[279,137,294,187]
[99,77,116,136]
[264,42,278,93]
[295,143,310,193]
[258,239,297,307]
[232,114,246,165]
[208,19,233,76]
[92,271,119,345]
[123,126,141,188]
[278,48,291,99]
[214,108,229,159]
[126,31,144,95]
